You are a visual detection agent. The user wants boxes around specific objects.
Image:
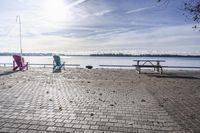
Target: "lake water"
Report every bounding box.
[0,56,200,69]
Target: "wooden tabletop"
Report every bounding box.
[133,60,166,62]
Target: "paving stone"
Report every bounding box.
[65,127,75,132]
[84,129,94,133]
[46,126,56,131]
[37,125,48,131]
[27,129,38,133]
[17,129,28,133]
[28,125,38,130]
[19,124,30,129]
[0,68,198,132]
[55,127,65,132]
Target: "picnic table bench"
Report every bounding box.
[133,60,165,74]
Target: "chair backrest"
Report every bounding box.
[53,55,61,66]
[13,54,24,67]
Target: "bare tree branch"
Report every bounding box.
[158,0,200,31]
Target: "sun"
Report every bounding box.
[41,0,73,23]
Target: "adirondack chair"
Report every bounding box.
[53,55,65,72]
[13,54,28,71]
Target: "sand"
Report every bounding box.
[0,67,200,132]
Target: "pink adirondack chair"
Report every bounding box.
[13,55,28,71]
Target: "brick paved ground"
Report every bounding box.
[0,68,199,133]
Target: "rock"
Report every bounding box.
[59,106,62,111]
[141,99,146,102]
[110,104,114,106]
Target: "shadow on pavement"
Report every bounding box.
[147,73,200,79]
[0,70,18,77]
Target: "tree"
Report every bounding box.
[158,0,200,30]
[183,0,200,29]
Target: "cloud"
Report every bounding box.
[126,6,156,14]
[68,0,89,7]
[93,10,112,16]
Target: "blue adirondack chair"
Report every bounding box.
[53,55,65,72]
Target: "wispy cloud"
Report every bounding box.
[93,10,112,16]
[126,5,156,14]
[68,0,89,7]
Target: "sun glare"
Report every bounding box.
[42,0,72,22]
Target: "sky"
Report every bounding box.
[0,0,200,55]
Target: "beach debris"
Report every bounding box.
[141,99,146,102]
[99,93,102,96]
[87,81,91,83]
[86,65,93,69]
[69,100,73,103]
[132,101,135,104]
[86,90,90,93]
[8,85,12,88]
[39,105,44,109]
[49,98,53,101]
[46,91,49,94]
[163,98,168,102]
[98,98,105,102]
[90,113,94,116]
[110,104,115,107]
[112,90,116,93]
[59,106,62,111]
[189,114,196,119]
[159,104,164,107]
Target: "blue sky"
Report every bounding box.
[0,0,200,55]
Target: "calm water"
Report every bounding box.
[0,56,200,69]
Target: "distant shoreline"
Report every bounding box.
[89,54,200,58]
[0,53,200,57]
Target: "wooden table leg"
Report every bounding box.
[157,61,160,72]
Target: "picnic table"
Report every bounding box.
[133,59,165,74]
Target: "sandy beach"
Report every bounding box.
[0,67,200,133]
